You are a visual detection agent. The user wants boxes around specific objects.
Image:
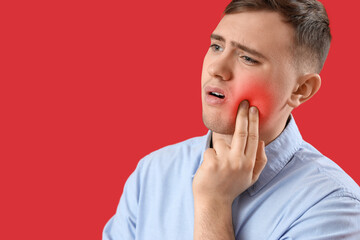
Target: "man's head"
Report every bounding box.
[201,0,331,144]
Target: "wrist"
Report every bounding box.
[194,195,233,209]
[193,197,235,240]
[194,197,233,216]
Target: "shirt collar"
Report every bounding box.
[191,131,212,179]
[194,115,303,197]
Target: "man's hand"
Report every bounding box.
[193,100,267,239]
[193,100,267,204]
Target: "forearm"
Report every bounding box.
[194,200,235,240]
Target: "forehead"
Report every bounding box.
[214,11,295,60]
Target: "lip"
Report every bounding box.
[204,86,227,105]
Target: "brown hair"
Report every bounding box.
[224,0,331,73]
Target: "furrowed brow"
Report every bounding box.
[210,33,267,60]
[231,41,267,60]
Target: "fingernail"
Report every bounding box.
[240,100,249,109]
[250,106,257,114]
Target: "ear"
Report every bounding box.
[288,73,321,108]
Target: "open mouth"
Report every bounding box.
[204,86,227,104]
[209,92,225,99]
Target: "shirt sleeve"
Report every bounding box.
[280,195,360,240]
[102,160,143,240]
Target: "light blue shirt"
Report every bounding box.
[103,116,360,239]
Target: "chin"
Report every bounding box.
[202,112,235,135]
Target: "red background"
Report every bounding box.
[1,0,359,239]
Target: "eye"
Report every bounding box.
[240,55,259,65]
[209,44,224,52]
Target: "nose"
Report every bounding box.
[207,54,233,81]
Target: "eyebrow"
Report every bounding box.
[210,33,268,60]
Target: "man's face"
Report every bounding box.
[201,10,299,139]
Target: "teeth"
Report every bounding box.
[210,92,225,98]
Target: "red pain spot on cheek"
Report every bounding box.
[232,80,274,124]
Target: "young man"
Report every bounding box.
[103,0,360,239]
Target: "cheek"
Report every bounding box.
[231,78,275,124]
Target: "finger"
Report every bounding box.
[202,148,217,165]
[230,100,249,154]
[203,147,217,160]
[200,148,218,172]
[212,138,229,157]
[245,106,259,158]
[252,141,267,183]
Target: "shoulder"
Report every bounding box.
[144,133,208,162]
[135,132,210,177]
[292,140,360,201]
[277,142,360,239]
